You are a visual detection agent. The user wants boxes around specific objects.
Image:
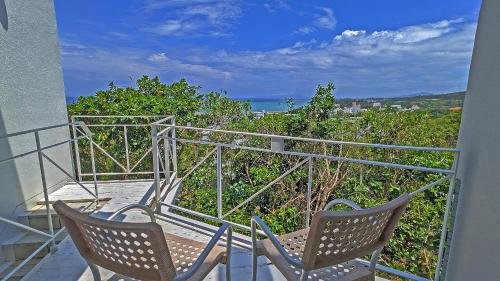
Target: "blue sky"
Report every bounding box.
[56,0,481,99]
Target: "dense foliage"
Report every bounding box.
[68,76,461,279]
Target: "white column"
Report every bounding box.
[446,1,500,280]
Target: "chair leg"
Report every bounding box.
[251,250,257,281]
[251,220,258,281]
[226,227,232,281]
[300,270,310,281]
[86,260,101,281]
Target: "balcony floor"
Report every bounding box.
[22,180,388,281]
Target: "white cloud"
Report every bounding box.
[314,7,336,30]
[296,26,316,34]
[263,0,291,12]
[333,20,460,45]
[148,52,169,62]
[196,18,476,97]
[263,3,273,12]
[143,0,242,37]
[148,20,198,36]
[295,7,337,35]
[107,32,133,40]
[60,41,231,95]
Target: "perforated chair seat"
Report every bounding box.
[164,232,226,279]
[256,229,373,281]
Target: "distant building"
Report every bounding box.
[411,104,421,110]
[449,106,463,111]
[391,104,403,110]
[373,102,382,108]
[349,101,362,113]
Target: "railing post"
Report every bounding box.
[34,131,56,252]
[71,117,82,182]
[306,157,313,227]
[68,126,77,180]
[172,117,178,173]
[434,150,461,281]
[124,126,130,172]
[216,145,223,219]
[152,124,161,213]
[89,135,99,207]
[163,131,171,184]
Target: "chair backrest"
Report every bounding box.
[53,201,177,281]
[301,194,410,270]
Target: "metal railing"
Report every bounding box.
[150,120,460,281]
[0,122,99,281]
[71,115,175,180]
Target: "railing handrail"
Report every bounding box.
[0,121,99,281]
[0,122,81,140]
[151,120,460,281]
[70,115,176,180]
[151,115,176,126]
[72,115,170,118]
[159,124,459,152]
[160,135,455,174]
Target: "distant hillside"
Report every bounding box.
[336,91,465,111]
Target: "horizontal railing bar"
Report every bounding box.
[0,135,89,165]
[1,235,56,281]
[159,136,455,174]
[410,175,453,197]
[83,124,153,127]
[0,122,80,140]
[72,115,169,118]
[40,135,90,152]
[2,225,67,281]
[0,217,53,238]
[161,203,219,222]
[151,116,176,125]
[163,125,459,152]
[159,203,264,235]
[356,258,431,281]
[0,148,46,165]
[223,157,310,218]
[80,171,168,176]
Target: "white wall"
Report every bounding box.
[0,0,71,250]
[446,0,500,280]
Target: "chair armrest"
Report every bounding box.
[107,204,156,223]
[174,223,232,281]
[251,216,304,268]
[324,198,363,211]
[369,247,383,271]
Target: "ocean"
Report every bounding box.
[66,97,308,112]
[244,99,308,112]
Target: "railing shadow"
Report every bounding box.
[0,110,24,253]
[0,0,7,31]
